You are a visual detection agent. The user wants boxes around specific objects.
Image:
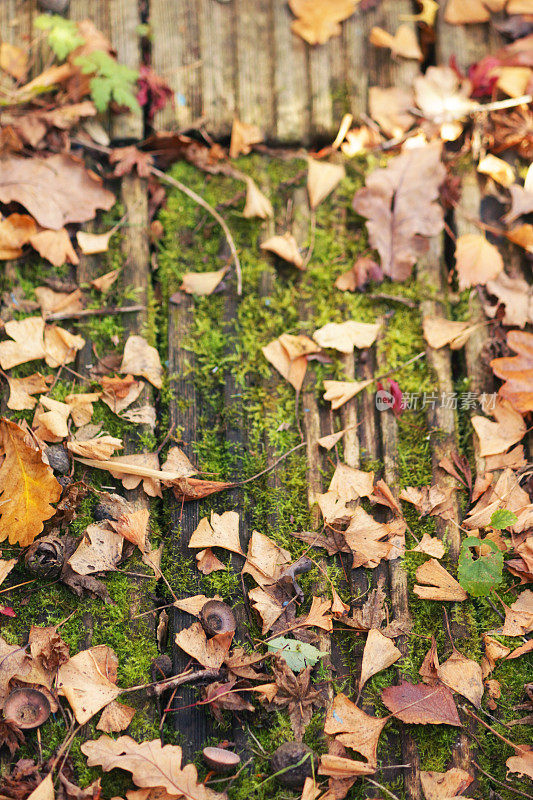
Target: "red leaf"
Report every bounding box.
[0,606,16,617]
[381,681,461,726]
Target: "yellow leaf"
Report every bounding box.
[370,24,423,60]
[455,234,504,290]
[289,0,359,45]
[0,418,62,546]
[243,178,273,219]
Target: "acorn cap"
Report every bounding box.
[203,746,241,774]
[199,600,237,638]
[4,688,51,729]
[25,534,65,579]
[271,742,317,789]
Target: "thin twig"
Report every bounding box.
[152,167,243,295]
[368,293,416,308]
[236,442,306,485]
[71,136,243,294]
[301,209,316,269]
[472,760,533,800]
[45,304,145,322]
[462,707,527,753]
[365,778,401,800]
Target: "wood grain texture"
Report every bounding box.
[271,0,309,141]
[167,296,213,756]
[437,6,503,73]
[197,0,236,137]
[234,0,274,132]
[150,0,188,129]
[418,237,462,560]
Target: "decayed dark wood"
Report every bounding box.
[167,295,212,755]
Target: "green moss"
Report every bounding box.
[3,151,528,800]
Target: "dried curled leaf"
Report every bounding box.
[359,629,402,692]
[57,645,122,725]
[0,154,115,230]
[261,233,304,269]
[370,24,423,60]
[455,234,503,290]
[324,692,387,766]
[243,178,273,219]
[420,768,473,800]
[413,559,467,602]
[436,648,484,707]
[307,157,345,208]
[120,335,163,389]
[313,320,380,353]
[289,0,359,45]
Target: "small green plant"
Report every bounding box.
[135,23,152,39]
[489,508,518,530]
[75,51,139,113]
[458,536,504,597]
[267,638,326,672]
[35,14,84,60]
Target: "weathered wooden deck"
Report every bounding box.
[1,2,529,799]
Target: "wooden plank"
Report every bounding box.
[69,0,109,34]
[418,238,462,559]
[150,0,188,130]
[363,10,423,795]
[374,341,421,800]
[197,0,236,137]
[417,234,476,786]
[167,295,213,757]
[109,0,145,141]
[437,10,503,72]
[234,0,274,133]
[292,186,337,704]
[344,5,371,119]
[0,0,34,47]
[368,1,421,88]
[308,41,334,137]
[271,0,309,142]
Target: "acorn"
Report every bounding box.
[199,600,236,638]
[25,534,65,579]
[3,688,51,729]
[203,746,241,774]
[271,742,317,789]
